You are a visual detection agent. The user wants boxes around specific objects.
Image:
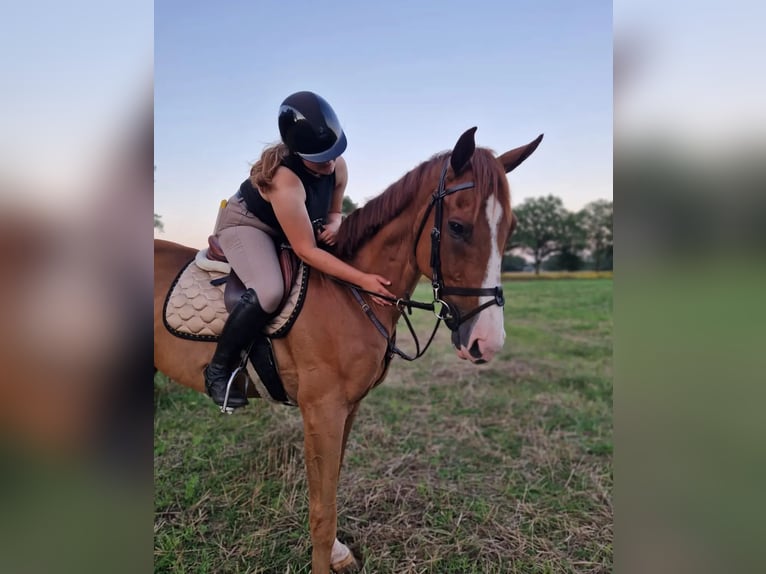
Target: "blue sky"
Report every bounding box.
[1,0,152,202]
[155,0,612,247]
[614,0,766,143]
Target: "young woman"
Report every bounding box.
[205,91,394,408]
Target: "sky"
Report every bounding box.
[614,0,766,146]
[1,0,153,210]
[155,0,613,247]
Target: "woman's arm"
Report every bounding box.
[317,157,346,246]
[268,166,394,304]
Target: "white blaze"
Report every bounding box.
[468,195,506,359]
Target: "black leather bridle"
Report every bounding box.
[344,155,506,361]
[412,157,505,332]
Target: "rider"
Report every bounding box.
[205,91,395,409]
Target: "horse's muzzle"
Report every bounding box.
[451,312,504,363]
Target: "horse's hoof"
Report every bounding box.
[331,552,360,574]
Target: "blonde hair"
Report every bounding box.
[249,142,290,193]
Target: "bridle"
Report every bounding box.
[346,156,506,361]
[412,157,505,332]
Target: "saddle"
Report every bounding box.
[207,235,299,314]
[162,236,310,406]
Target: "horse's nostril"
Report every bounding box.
[469,340,482,359]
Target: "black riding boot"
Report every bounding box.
[204,288,269,409]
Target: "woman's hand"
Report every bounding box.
[316,217,341,246]
[359,274,395,306]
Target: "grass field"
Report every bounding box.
[154,279,613,573]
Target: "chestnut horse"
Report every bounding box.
[154,128,542,573]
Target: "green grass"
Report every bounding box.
[155,279,612,573]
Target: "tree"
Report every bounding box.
[579,200,613,270]
[548,211,587,271]
[342,196,358,216]
[501,254,527,272]
[154,166,164,232]
[508,195,569,274]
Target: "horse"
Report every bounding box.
[154,127,542,573]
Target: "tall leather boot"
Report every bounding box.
[204,288,269,409]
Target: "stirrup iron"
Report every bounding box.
[219,368,249,415]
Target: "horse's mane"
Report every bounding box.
[335,147,506,260]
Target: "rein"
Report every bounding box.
[347,286,441,361]
[341,156,506,360]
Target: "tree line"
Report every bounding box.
[505,196,613,274]
[344,194,611,274]
[156,195,611,275]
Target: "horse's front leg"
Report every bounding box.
[300,397,349,573]
[328,403,362,572]
[339,402,360,474]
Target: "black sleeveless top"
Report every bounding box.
[238,154,336,241]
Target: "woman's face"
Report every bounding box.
[301,157,337,176]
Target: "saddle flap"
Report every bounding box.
[207,235,227,262]
[223,246,301,317]
[278,246,300,295]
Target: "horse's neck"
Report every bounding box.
[349,215,422,304]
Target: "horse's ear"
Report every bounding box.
[498,134,544,173]
[450,127,477,175]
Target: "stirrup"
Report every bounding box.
[220,364,250,415]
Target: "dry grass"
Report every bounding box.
[155,279,612,573]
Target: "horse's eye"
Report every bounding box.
[448,220,470,240]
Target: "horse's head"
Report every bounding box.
[414,128,543,363]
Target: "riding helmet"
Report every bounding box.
[278,91,347,162]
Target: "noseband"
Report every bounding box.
[413,158,505,332]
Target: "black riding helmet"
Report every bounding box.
[278,91,347,163]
